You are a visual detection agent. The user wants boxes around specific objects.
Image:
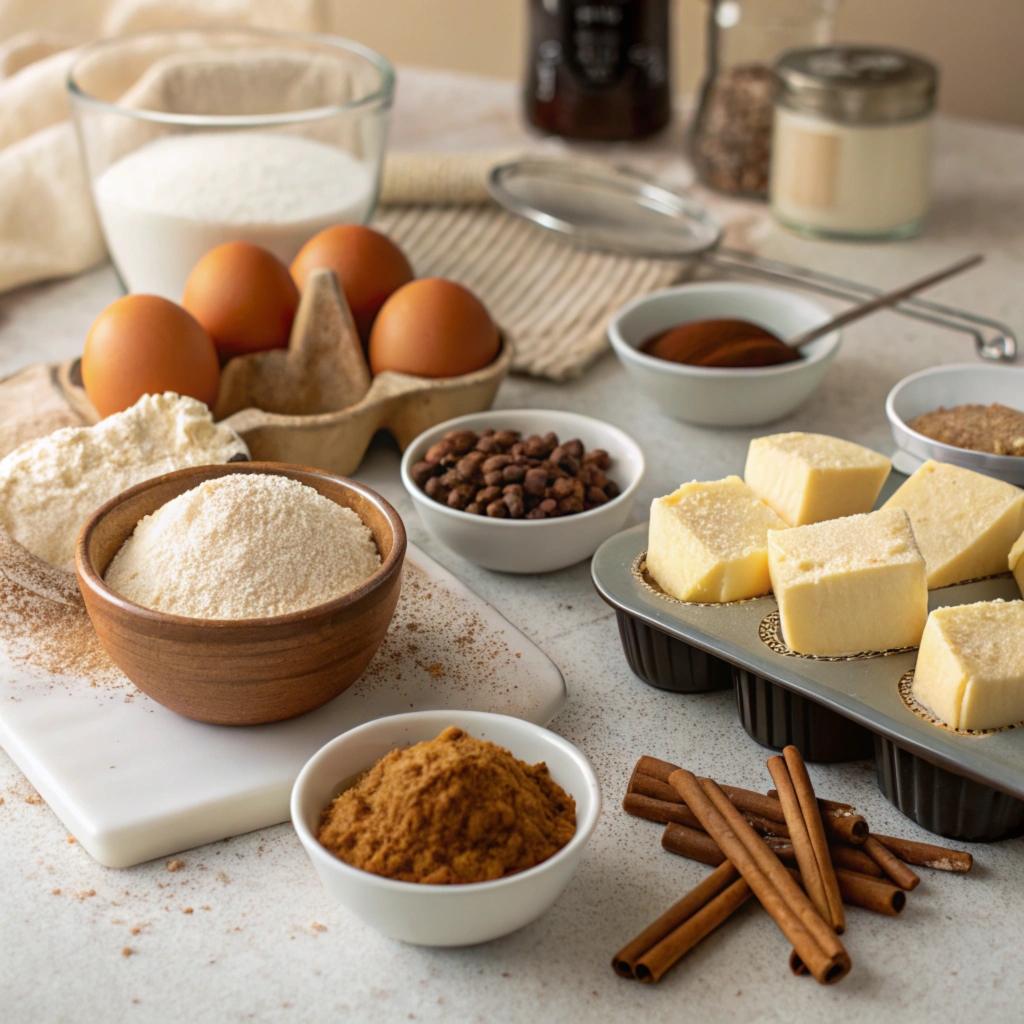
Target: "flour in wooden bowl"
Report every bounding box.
[104,474,381,619]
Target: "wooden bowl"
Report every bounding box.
[75,462,406,726]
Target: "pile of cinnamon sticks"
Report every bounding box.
[614,747,973,986]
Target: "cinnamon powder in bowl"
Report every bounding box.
[291,709,601,946]
[317,725,576,884]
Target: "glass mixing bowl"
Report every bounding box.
[68,28,394,299]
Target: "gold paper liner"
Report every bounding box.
[932,571,1015,591]
[898,669,1022,737]
[631,551,770,609]
[758,610,919,662]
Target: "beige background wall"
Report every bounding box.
[327,0,1024,126]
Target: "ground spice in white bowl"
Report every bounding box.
[104,473,380,619]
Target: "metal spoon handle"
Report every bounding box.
[789,253,985,349]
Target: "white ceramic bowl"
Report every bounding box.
[886,363,1024,485]
[400,409,645,573]
[291,710,601,946]
[607,282,842,427]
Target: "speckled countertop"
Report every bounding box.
[3,69,1024,1023]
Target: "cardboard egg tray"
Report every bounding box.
[2,269,510,475]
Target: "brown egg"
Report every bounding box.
[368,278,499,378]
[182,241,299,360]
[82,295,220,418]
[290,225,413,340]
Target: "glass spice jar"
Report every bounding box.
[524,0,671,141]
[770,47,938,239]
[691,0,838,197]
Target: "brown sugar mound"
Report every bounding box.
[317,726,576,884]
[909,403,1024,456]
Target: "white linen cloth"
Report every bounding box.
[0,0,326,293]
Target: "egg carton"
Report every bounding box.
[36,268,510,476]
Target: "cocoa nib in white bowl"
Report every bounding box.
[400,409,645,574]
[607,282,842,427]
[290,710,601,946]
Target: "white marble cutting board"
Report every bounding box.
[0,542,566,868]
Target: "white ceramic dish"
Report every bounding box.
[886,363,1024,485]
[291,709,600,946]
[607,282,842,426]
[400,409,645,573]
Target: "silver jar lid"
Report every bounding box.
[775,46,938,124]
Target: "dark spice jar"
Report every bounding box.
[692,0,838,197]
[524,0,671,141]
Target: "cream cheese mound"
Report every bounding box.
[104,474,381,619]
[0,393,248,572]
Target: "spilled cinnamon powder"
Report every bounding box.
[0,526,123,687]
[317,726,576,884]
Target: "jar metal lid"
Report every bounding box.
[775,46,938,124]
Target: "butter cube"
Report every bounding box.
[745,432,891,526]
[882,460,1024,589]
[913,600,1024,732]
[768,508,927,656]
[647,476,788,603]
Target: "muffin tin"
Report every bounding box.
[592,521,1024,841]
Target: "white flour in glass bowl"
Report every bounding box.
[94,131,375,299]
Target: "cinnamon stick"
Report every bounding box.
[871,833,973,873]
[633,761,866,846]
[662,823,729,866]
[768,754,833,931]
[627,785,877,876]
[630,771,685,805]
[664,826,904,917]
[625,791,791,841]
[834,869,906,916]
[766,788,869,844]
[782,746,845,935]
[612,861,741,978]
[635,878,753,983]
[785,867,906,917]
[863,836,921,891]
[636,755,681,783]
[829,845,883,877]
[623,792,703,830]
[669,769,851,985]
[698,777,850,983]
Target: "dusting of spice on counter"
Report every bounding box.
[317,726,576,884]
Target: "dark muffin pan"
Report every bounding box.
[592,521,1024,840]
[733,667,874,763]
[874,735,1024,841]
[615,610,732,693]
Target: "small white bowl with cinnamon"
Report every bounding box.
[608,282,842,427]
[291,709,601,946]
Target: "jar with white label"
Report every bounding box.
[770,46,938,239]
